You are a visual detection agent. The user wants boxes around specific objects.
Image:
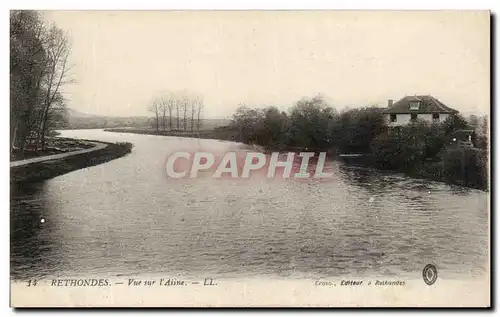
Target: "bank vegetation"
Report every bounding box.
[10,11,72,157]
[225,95,489,190]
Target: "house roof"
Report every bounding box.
[383,95,458,114]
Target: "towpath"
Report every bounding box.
[10,142,107,168]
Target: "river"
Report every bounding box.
[10,129,489,281]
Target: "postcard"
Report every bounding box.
[10,10,490,307]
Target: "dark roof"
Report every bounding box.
[383,95,458,114]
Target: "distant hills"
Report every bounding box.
[67,108,99,118]
[63,108,231,130]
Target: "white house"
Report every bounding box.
[383,95,458,127]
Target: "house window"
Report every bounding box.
[409,101,420,110]
[432,113,439,121]
[390,114,397,122]
[411,113,418,121]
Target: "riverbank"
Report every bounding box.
[337,150,489,191]
[104,127,488,191]
[104,128,332,153]
[11,137,96,161]
[104,127,238,142]
[10,138,133,184]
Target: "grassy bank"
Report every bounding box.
[11,139,133,184]
[338,148,489,191]
[11,137,96,161]
[104,124,489,191]
[104,127,239,142]
[226,98,489,192]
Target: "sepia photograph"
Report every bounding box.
[9,10,490,307]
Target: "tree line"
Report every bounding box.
[226,95,489,189]
[227,95,388,153]
[10,10,72,154]
[148,91,204,132]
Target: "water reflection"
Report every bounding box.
[10,129,489,281]
[10,182,64,280]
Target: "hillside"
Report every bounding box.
[67,108,98,118]
[62,109,231,130]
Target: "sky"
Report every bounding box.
[44,10,490,118]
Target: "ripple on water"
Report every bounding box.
[10,130,489,281]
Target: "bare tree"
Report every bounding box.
[45,92,69,132]
[175,96,180,130]
[181,94,189,131]
[37,24,71,151]
[148,98,160,131]
[196,96,204,131]
[190,98,197,132]
[159,96,167,131]
[10,11,75,156]
[166,93,174,131]
[146,90,203,133]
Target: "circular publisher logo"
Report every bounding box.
[422,264,438,285]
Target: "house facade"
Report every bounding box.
[383,95,458,127]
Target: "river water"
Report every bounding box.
[10,129,489,281]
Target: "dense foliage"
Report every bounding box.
[228,95,386,154]
[10,10,71,154]
[228,95,489,190]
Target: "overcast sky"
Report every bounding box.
[45,10,490,118]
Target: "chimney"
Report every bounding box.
[388,99,394,107]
